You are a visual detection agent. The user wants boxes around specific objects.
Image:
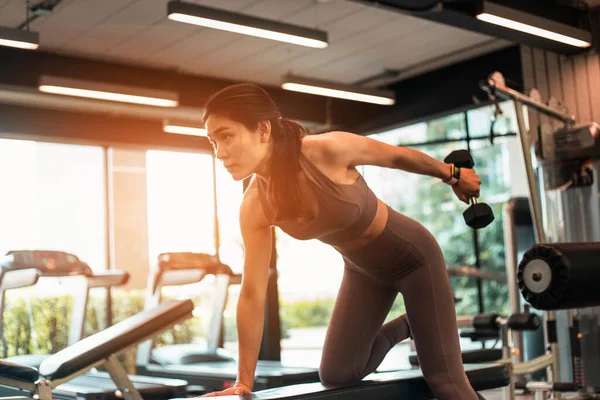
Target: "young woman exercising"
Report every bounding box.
[200,83,482,399]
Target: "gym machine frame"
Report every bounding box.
[481,72,577,400]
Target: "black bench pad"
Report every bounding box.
[0,360,39,383]
[38,300,193,381]
[171,363,509,400]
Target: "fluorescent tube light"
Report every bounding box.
[167,1,328,49]
[163,120,207,136]
[281,74,395,106]
[0,26,39,50]
[476,1,591,48]
[39,76,179,107]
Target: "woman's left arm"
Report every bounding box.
[324,131,452,180]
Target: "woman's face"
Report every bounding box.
[206,114,270,181]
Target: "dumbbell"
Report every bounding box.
[444,150,494,229]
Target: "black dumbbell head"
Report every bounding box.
[444,149,474,168]
[463,203,495,229]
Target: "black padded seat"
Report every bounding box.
[0,360,38,383]
[169,363,509,400]
[38,300,193,381]
[409,348,502,367]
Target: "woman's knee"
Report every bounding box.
[318,362,361,386]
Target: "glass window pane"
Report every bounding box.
[0,139,107,271]
[146,150,215,259]
[425,112,467,142]
[370,122,428,145]
[275,231,344,368]
[0,139,107,356]
[468,137,526,315]
[146,151,222,350]
[370,112,467,146]
[467,100,519,137]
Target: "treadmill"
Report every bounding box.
[136,252,320,393]
[0,250,190,400]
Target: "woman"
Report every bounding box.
[201,83,482,399]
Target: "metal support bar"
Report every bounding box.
[212,156,220,259]
[36,380,52,400]
[0,269,40,356]
[482,82,576,125]
[512,100,546,244]
[503,199,524,363]
[68,280,89,345]
[207,274,231,352]
[104,355,143,400]
[512,353,554,375]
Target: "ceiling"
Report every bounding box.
[0,0,513,88]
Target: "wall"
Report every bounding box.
[519,46,600,129]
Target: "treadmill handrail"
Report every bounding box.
[157,269,207,289]
[38,299,193,380]
[0,268,40,291]
[86,270,130,288]
[1,251,94,277]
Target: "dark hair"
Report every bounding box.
[203,83,307,220]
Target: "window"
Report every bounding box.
[0,139,107,356]
[0,139,107,272]
[146,150,216,258]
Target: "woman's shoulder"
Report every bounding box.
[302,131,349,166]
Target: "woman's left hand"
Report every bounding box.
[452,168,481,204]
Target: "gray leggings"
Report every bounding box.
[319,207,479,399]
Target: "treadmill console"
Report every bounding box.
[157,252,232,275]
[2,250,93,276]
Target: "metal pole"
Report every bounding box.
[512,101,546,244]
[513,100,561,398]
[105,147,115,328]
[212,156,220,259]
[464,112,485,315]
[503,199,523,363]
[483,83,575,125]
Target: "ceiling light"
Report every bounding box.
[167,1,328,49]
[38,76,178,107]
[0,26,39,50]
[476,1,591,48]
[163,120,207,136]
[281,74,395,106]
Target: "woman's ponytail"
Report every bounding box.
[268,117,307,220]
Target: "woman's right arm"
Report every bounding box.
[235,189,272,390]
[201,183,272,397]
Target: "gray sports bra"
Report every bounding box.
[256,151,378,246]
